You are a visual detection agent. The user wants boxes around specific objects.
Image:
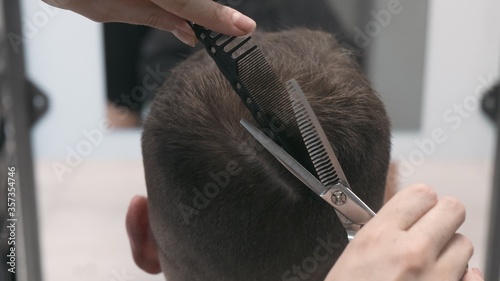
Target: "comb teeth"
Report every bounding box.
[237,49,316,174]
[287,80,340,186]
[190,22,317,176]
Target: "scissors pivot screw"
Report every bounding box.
[332,190,347,206]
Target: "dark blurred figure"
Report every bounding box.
[104,0,355,126]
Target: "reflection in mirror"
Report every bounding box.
[103,0,428,131]
[330,0,428,130]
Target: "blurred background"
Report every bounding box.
[1,0,499,280]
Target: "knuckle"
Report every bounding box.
[441,197,466,215]
[456,233,474,257]
[399,239,430,272]
[412,184,437,201]
[170,0,190,11]
[213,9,224,24]
[209,4,231,24]
[85,6,112,23]
[401,246,421,263]
[402,251,428,272]
[146,14,169,31]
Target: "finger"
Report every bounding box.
[435,233,474,280]
[409,197,466,255]
[151,0,256,36]
[462,268,484,281]
[42,0,66,8]
[367,184,438,231]
[107,2,198,46]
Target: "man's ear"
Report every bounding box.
[126,195,161,274]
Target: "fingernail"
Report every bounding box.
[172,28,197,47]
[473,268,484,278]
[231,12,256,33]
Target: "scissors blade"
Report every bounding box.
[240,118,327,196]
[240,118,375,227]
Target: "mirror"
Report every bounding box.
[8,0,498,280]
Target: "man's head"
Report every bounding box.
[127,29,391,280]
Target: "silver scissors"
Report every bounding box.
[240,79,376,241]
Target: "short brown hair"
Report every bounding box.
[142,28,391,281]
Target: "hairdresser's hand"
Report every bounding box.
[325,184,481,281]
[42,0,256,46]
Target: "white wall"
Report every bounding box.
[367,0,428,130]
[392,0,500,163]
[21,0,103,154]
[23,0,500,163]
[21,0,143,173]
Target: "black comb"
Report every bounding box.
[189,22,317,176]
